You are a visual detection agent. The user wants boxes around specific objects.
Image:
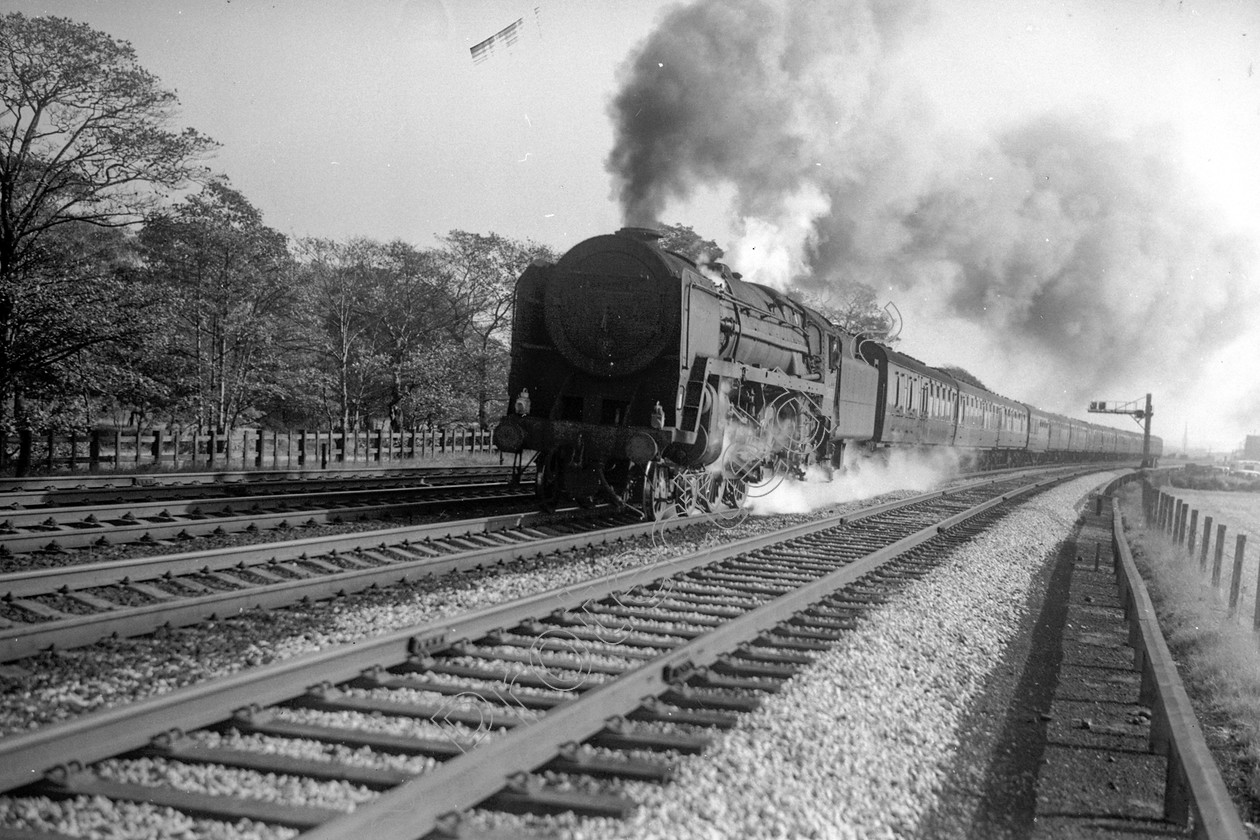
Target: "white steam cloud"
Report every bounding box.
[608,0,1259,428]
[744,446,960,517]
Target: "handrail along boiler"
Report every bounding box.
[493,228,1160,517]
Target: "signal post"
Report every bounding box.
[1088,393,1154,468]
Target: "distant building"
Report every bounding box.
[1246,435,1260,460]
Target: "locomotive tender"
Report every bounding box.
[493,227,1160,516]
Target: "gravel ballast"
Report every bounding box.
[464,472,1117,839]
[0,492,929,735]
[0,468,1122,838]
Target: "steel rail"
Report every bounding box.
[305,474,1057,839]
[0,484,532,555]
[1,469,1057,658]
[1,510,592,598]
[0,464,518,495]
[0,466,532,510]
[0,472,1060,801]
[0,509,637,662]
[0,481,531,530]
[1108,484,1249,839]
[0,480,983,789]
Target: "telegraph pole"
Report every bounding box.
[1088,393,1154,467]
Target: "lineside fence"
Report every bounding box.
[1140,478,1259,632]
[1107,473,1250,837]
[2,427,498,475]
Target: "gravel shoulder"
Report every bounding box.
[7,470,1191,840]
[464,472,1138,839]
[924,487,1185,839]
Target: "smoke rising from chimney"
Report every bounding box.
[606,0,1257,419]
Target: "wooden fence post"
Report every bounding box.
[1212,524,1227,589]
[1187,510,1198,556]
[89,430,101,473]
[1200,516,1213,572]
[254,430,264,469]
[1229,534,1248,618]
[151,430,163,467]
[1252,537,1260,631]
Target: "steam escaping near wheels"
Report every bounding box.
[745,446,964,516]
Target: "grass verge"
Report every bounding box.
[1119,483,1260,832]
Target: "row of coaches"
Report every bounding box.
[858,343,1158,464]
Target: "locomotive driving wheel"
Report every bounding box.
[535,449,565,512]
[642,461,676,520]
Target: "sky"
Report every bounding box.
[11,0,1260,453]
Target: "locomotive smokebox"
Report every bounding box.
[543,229,681,379]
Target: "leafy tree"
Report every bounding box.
[1,224,149,431]
[655,222,724,264]
[0,13,217,447]
[936,365,989,391]
[287,232,555,431]
[794,282,900,345]
[436,231,556,427]
[357,240,463,430]
[291,237,383,431]
[394,342,480,428]
[137,180,294,433]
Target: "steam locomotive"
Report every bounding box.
[492,227,1160,517]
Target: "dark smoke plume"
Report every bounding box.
[608,0,926,226]
[606,0,1257,421]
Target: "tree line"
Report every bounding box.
[0,13,554,471]
[0,13,902,472]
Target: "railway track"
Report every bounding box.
[0,505,652,662]
[0,469,1091,838]
[0,475,533,556]
[0,465,520,499]
[0,466,1087,663]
